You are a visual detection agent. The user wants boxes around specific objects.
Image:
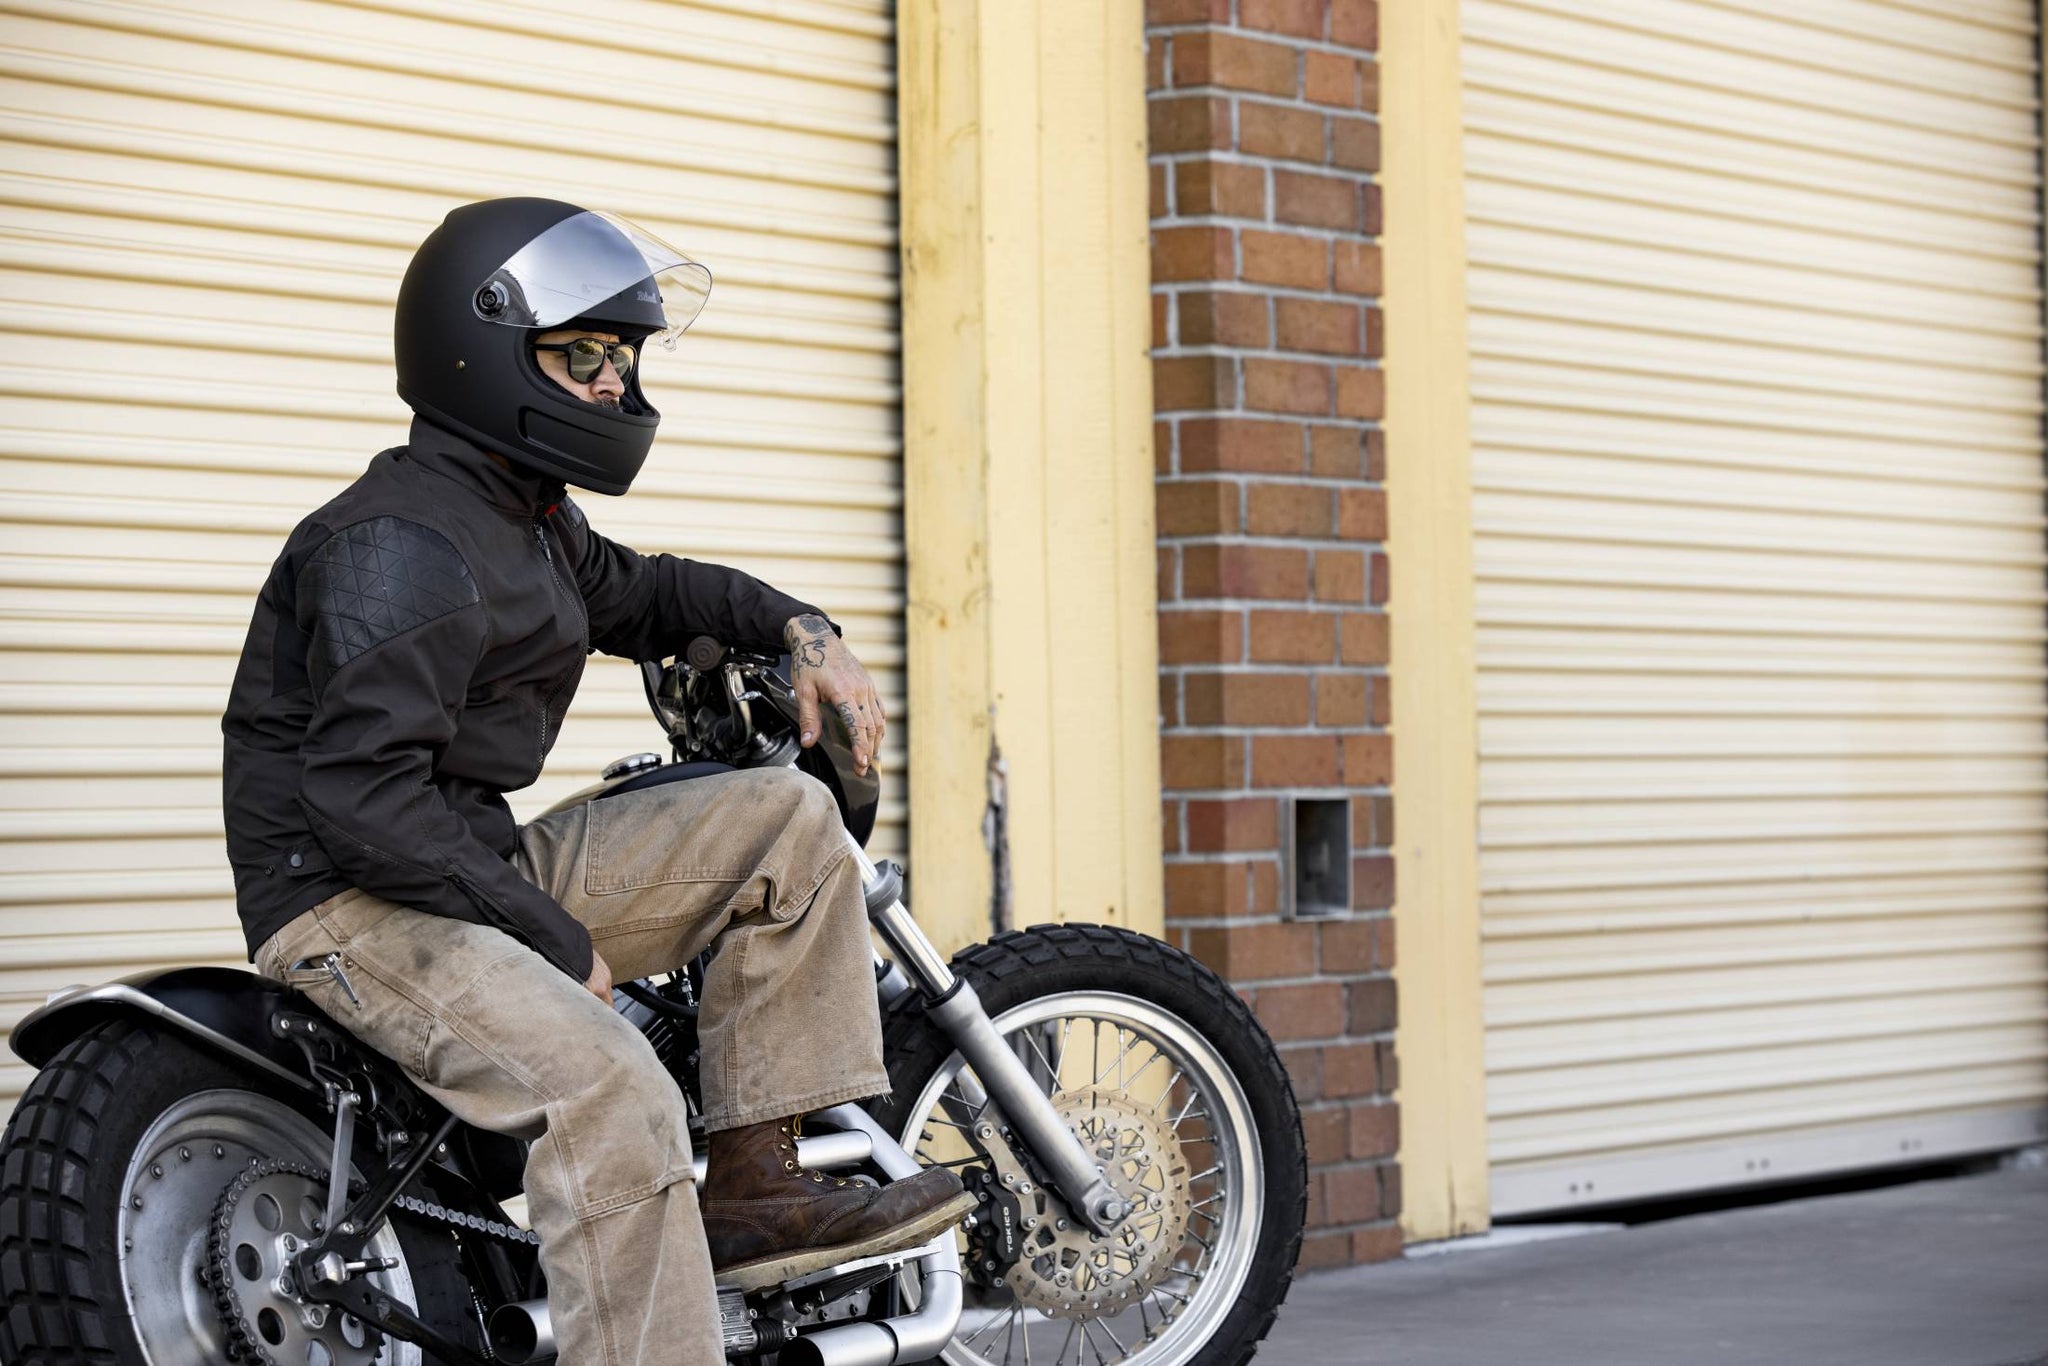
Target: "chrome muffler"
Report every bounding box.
[486,1298,553,1364]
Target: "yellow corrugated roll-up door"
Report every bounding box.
[1462,0,2048,1213]
[0,0,905,1119]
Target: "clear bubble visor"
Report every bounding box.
[472,209,711,347]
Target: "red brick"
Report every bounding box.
[1184,671,1311,727]
[1250,609,1337,663]
[1154,353,1235,411]
[1239,101,1325,162]
[1247,482,1334,536]
[1331,0,1378,49]
[1339,611,1389,665]
[1180,416,1305,473]
[1155,418,1173,475]
[1350,1101,1400,1159]
[1242,230,1329,290]
[1152,224,1235,281]
[1274,169,1359,230]
[1245,357,1331,415]
[1363,182,1383,235]
[1322,1162,1380,1220]
[1240,0,1324,39]
[1151,291,1170,349]
[1252,734,1340,787]
[1314,549,1366,604]
[1364,304,1384,358]
[1363,428,1386,481]
[1280,1043,1322,1101]
[1184,796,1281,852]
[1367,794,1394,848]
[1342,732,1391,786]
[1149,160,1168,216]
[1296,1229,1348,1270]
[1161,732,1245,788]
[1161,798,1181,853]
[1148,95,1232,154]
[1335,364,1384,419]
[1316,671,1368,725]
[1159,608,1242,664]
[1254,981,1347,1040]
[1158,545,1177,601]
[1323,1043,1380,1100]
[1339,486,1388,539]
[1164,859,1249,919]
[1353,853,1395,909]
[1334,240,1383,296]
[1309,425,1364,477]
[1331,114,1380,172]
[1358,59,1381,112]
[1183,543,1310,599]
[1370,671,1390,723]
[1304,50,1357,107]
[1176,158,1268,219]
[1187,921,1319,981]
[1147,0,1231,20]
[1156,479,1239,536]
[1174,30,1299,97]
[1369,550,1389,604]
[1352,1222,1403,1263]
[1251,859,1282,912]
[1319,917,1379,974]
[1378,1039,1400,1092]
[1349,977,1397,1034]
[1303,1105,1349,1167]
[1277,296,1363,355]
[1180,290,1270,347]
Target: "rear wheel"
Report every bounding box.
[872,925,1306,1366]
[0,1018,461,1365]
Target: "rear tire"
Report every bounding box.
[0,1018,469,1365]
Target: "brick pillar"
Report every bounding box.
[1146,0,1400,1268]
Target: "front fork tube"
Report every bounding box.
[850,843,1132,1237]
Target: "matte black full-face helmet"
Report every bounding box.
[394,197,712,495]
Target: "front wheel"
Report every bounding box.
[872,924,1307,1366]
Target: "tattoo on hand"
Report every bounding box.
[836,701,861,734]
[786,613,832,670]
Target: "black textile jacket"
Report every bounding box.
[220,417,824,980]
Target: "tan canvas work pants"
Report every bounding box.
[255,766,890,1366]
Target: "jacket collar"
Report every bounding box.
[405,416,565,517]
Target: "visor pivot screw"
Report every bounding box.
[455,360,466,370]
[475,284,507,318]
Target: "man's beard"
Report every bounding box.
[593,393,622,410]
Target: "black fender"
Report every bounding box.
[9,965,321,1095]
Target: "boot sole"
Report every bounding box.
[714,1189,979,1292]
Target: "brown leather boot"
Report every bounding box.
[700,1116,976,1291]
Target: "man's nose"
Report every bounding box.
[591,360,625,400]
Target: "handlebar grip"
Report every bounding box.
[684,635,725,672]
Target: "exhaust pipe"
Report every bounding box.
[780,1105,967,1366]
[487,1299,554,1364]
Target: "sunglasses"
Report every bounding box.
[533,337,638,384]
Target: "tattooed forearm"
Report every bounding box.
[785,613,832,669]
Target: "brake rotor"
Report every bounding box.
[207,1160,383,1366]
[995,1085,1191,1319]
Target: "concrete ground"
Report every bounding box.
[1260,1164,2048,1366]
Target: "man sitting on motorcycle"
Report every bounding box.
[220,197,973,1366]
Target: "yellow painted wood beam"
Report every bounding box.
[897,0,1164,957]
[1382,0,1490,1239]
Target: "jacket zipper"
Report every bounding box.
[530,513,586,772]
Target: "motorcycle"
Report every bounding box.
[0,638,1307,1366]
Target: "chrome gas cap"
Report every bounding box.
[601,752,665,781]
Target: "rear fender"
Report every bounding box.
[9,965,320,1095]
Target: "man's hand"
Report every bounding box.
[786,612,886,775]
[583,948,614,1005]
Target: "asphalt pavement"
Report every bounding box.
[1260,1162,2048,1365]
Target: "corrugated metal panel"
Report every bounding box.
[0,0,904,1116]
[1462,0,2048,1212]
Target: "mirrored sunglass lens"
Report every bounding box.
[567,338,607,382]
[611,343,636,378]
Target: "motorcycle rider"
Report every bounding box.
[220,197,972,1365]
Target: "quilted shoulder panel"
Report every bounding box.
[297,516,480,691]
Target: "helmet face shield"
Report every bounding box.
[472,210,712,347]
